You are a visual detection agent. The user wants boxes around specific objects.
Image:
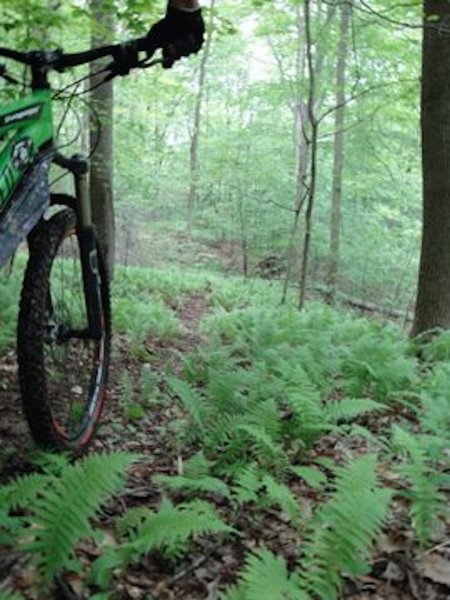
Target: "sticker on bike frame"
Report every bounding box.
[0,103,43,127]
[0,137,35,206]
[12,137,33,170]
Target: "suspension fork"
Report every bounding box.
[53,153,103,339]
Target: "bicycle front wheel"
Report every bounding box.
[17,209,111,451]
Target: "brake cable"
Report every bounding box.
[0,64,20,85]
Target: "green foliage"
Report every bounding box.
[170,304,401,478]
[0,264,22,352]
[113,295,180,351]
[299,455,391,599]
[154,452,231,498]
[392,426,448,546]
[0,592,25,600]
[116,498,234,562]
[0,471,51,512]
[221,548,306,600]
[1,453,138,582]
[225,456,391,600]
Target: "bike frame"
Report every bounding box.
[0,89,53,210]
[0,82,102,337]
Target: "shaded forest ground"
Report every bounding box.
[0,232,449,600]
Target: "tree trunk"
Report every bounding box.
[89,0,115,276]
[327,0,351,303]
[298,0,318,311]
[411,1,450,336]
[187,0,215,239]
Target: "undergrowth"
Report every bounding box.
[0,267,449,598]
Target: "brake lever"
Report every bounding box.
[101,55,163,82]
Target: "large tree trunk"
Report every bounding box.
[187,0,215,239]
[327,0,351,303]
[411,1,450,336]
[89,0,115,276]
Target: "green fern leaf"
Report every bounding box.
[27,452,138,581]
[0,592,26,600]
[154,473,230,498]
[325,398,385,423]
[262,474,301,522]
[221,548,307,600]
[392,426,448,546]
[291,466,327,490]
[167,376,208,434]
[232,465,264,506]
[121,498,234,562]
[299,455,391,600]
[0,472,52,511]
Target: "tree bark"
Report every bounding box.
[411,1,450,336]
[187,0,215,239]
[298,0,318,311]
[327,0,351,303]
[89,0,115,276]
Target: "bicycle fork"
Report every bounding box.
[54,152,103,340]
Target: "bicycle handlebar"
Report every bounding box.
[0,34,156,73]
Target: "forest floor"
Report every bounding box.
[0,287,449,600]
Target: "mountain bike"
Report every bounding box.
[0,34,163,452]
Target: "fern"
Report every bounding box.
[0,592,26,600]
[26,452,138,581]
[221,548,307,600]
[291,466,327,490]
[282,365,326,447]
[154,472,230,498]
[0,472,52,512]
[392,426,448,546]
[299,455,391,600]
[261,474,301,523]
[232,464,264,505]
[119,498,234,562]
[154,451,230,497]
[166,376,209,435]
[325,398,385,423]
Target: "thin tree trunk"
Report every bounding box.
[89,0,115,276]
[187,0,215,239]
[411,0,450,336]
[299,0,318,311]
[280,2,336,304]
[327,0,351,303]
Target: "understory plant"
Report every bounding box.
[222,455,391,600]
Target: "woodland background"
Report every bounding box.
[1,2,450,600]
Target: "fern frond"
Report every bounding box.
[0,472,51,511]
[242,398,282,443]
[121,498,234,562]
[27,452,138,581]
[236,423,286,469]
[232,465,264,506]
[291,466,327,490]
[282,366,326,446]
[392,426,447,546]
[325,398,385,423]
[154,473,230,498]
[184,452,214,478]
[261,475,301,523]
[166,376,209,434]
[221,548,307,600]
[299,455,391,600]
[0,592,26,600]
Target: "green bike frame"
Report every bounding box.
[0,89,53,207]
[0,89,54,266]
